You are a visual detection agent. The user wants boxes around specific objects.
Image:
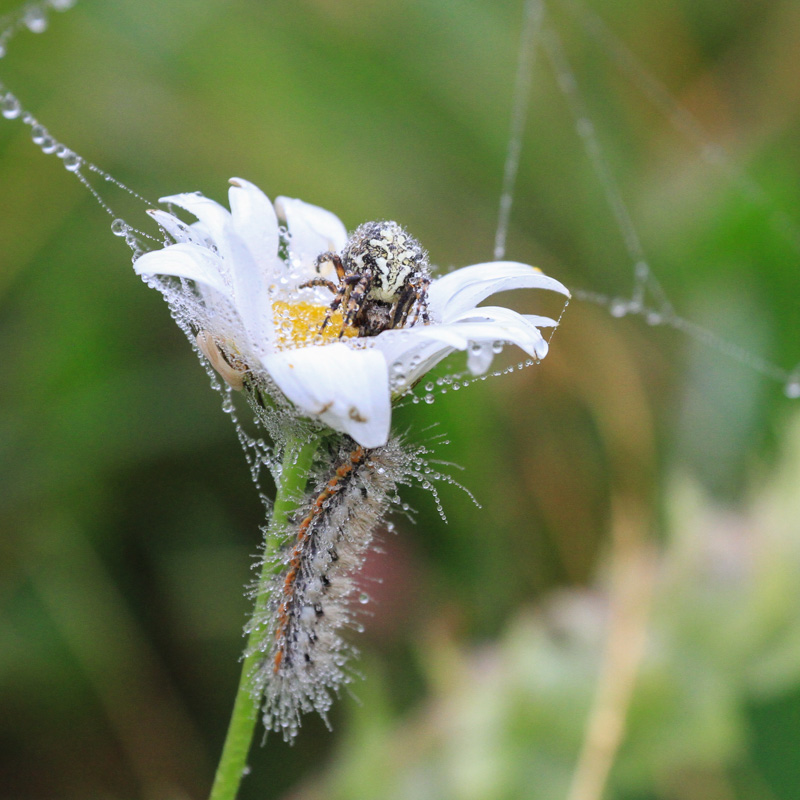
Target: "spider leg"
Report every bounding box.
[405,276,431,327]
[314,252,346,281]
[320,288,346,331]
[341,272,372,336]
[299,277,338,294]
[390,284,416,328]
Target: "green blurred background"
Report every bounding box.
[2,0,800,798]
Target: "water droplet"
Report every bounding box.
[391,361,404,375]
[1,93,21,119]
[424,394,435,404]
[24,8,48,33]
[40,136,57,154]
[785,377,800,399]
[111,218,128,236]
[424,381,434,392]
[63,152,82,171]
[31,124,48,145]
[358,593,369,604]
[646,311,662,326]
[492,341,504,354]
[610,299,629,318]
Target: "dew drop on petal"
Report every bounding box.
[492,341,504,354]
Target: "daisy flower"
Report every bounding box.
[134,178,569,447]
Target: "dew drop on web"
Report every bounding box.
[110,219,128,237]
[784,377,800,399]
[30,124,47,144]
[23,8,47,34]
[1,93,21,119]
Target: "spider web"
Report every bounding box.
[0,0,798,396]
[494,0,800,395]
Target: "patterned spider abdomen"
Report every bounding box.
[342,220,429,304]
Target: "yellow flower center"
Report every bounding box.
[272,300,358,350]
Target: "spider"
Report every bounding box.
[301,220,431,338]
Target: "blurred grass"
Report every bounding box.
[1,0,800,798]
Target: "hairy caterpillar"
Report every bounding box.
[247,437,406,741]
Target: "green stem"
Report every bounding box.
[208,435,321,800]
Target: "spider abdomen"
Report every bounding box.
[343,221,429,304]
[306,219,432,337]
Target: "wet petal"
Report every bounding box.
[263,343,391,448]
[160,191,270,346]
[275,196,348,272]
[134,242,230,297]
[428,262,569,322]
[147,209,208,246]
[375,305,552,386]
[228,178,280,277]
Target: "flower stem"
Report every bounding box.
[208,435,320,800]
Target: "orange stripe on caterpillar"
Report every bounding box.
[273,445,367,673]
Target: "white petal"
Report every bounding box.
[524,314,560,328]
[147,209,207,246]
[466,342,494,375]
[133,242,230,297]
[413,319,547,361]
[428,262,569,322]
[160,191,233,254]
[160,191,271,347]
[274,196,348,271]
[374,332,453,393]
[263,343,391,448]
[228,178,280,277]
[375,306,552,386]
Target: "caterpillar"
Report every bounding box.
[248,436,404,741]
